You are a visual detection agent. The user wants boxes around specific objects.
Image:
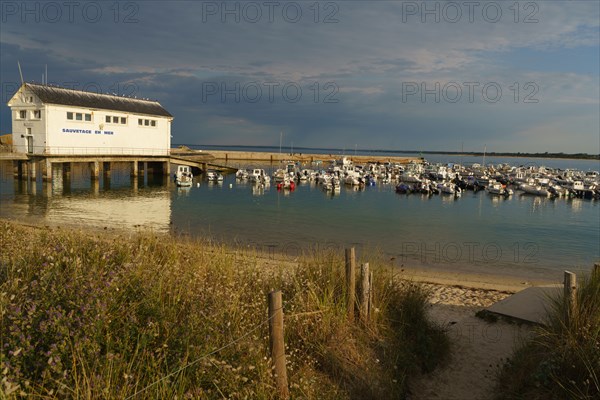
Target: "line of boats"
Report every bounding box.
[175,165,223,187]
[182,157,600,200]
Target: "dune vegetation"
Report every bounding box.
[0,220,450,399]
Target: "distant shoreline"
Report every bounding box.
[175,144,600,161]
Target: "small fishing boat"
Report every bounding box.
[206,170,224,182]
[486,182,512,197]
[277,176,296,191]
[175,165,193,187]
[438,182,456,195]
[249,169,271,184]
[395,183,412,194]
[400,171,422,183]
[235,169,250,180]
[519,183,550,197]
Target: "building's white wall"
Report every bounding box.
[46,105,171,155]
[9,88,47,154]
[8,86,172,155]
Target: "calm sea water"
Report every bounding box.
[1,154,598,282]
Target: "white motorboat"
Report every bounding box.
[437,182,455,194]
[344,173,360,186]
[486,182,512,196]
[235,169,250,180]
[519,183,550,197]
[206,170,224,182]
[175,165,193,187]
[249,169,270,184]
[400,171,422,183]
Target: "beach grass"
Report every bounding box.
[494,268,600,400]
[0,220,449,399]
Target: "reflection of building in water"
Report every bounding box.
[4,178,172,232]
[45,191,172,232]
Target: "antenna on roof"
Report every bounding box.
[45,64,48,85]
[17,61,24,85]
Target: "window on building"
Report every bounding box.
[19,110,27,119]
[151,120,156,127]
[138,119,142,125]
[32,110,41,119]
[67,112,74,120]
[121,117,126,124]
[105,116,111,123]
[144,119,149,126]
[76,113,83,121]
[112,116,118,123]
[85,114,92,122]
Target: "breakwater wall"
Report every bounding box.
[204,150,423,164]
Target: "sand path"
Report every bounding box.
[408,283,534,400]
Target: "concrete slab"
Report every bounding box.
[486,285,562,325]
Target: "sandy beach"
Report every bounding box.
[397,272,536,400]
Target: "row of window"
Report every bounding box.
[17,110,41,120]
[106,115,128,125]
[16,109,158,127]
[139,118,157,127]
[70,112,157,127]
[67,112,92,121]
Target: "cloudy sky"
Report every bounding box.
[1,1,599,153]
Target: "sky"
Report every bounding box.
[1,0,599,153]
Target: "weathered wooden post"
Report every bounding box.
[345,247,356,320]
[90,161,100,180]
[62,162,71,179]
[368,271,374,319]
[28,160,36,179]
[13,160,20,178]
[360,263,370,323]
[563,271,577,325]
[103,161,111,177]
[43,158,52,182]
[268,290,289,399]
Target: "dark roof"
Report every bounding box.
[24,83,173,118]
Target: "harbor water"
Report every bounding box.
[1,154,598,282]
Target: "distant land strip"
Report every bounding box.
[174,144,600,161]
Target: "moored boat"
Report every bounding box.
[175,165,193,187]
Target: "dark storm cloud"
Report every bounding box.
[1,1,598,152]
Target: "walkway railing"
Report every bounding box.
[11,145,170,156]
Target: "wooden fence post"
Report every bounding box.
[268,290,289,399]
[563,271,577,325]
[368,271,373,319]
[345,248,356,320]
[360,263,370,323]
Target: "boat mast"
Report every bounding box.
[279,131,282,154]
[482,144,487,167]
